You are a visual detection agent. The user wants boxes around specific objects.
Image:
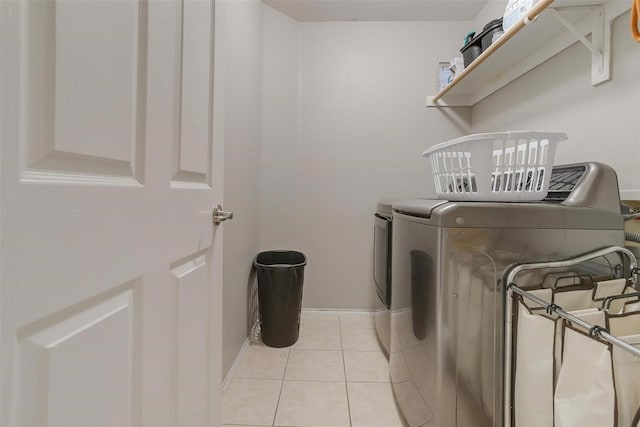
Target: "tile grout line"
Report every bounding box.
[230,314,385,427]
[262,378,385,383]
[339,315,354,427]
[271,346,291,427]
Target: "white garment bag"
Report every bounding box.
[513,293,555,427]
[554,325,616,427]
[513,279,635,427]
[624,300,640,314]
[609,312,640,427]
[554,278,628,312]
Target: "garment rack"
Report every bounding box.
[505,245,640,357]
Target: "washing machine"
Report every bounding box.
[389,162,625,427]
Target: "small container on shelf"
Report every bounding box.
[449,57,464,75]
[438,62,452,90]
[422,131,567,201]
[460,18,504,67]
[480,18,504,51]
[491,30,505,45]
[460,37,482,67]
[438,58,464,90]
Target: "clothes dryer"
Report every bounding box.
[373,199,394,358]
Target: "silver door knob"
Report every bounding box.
[212,205,233,225]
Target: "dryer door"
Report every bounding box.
[374,213,391,308]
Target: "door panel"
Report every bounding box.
[172,251,210,426]
[174,0,213,187]
[53,1,142,162]
[22,0,146,184]
[1,1,223,426]
[17,287,138,427]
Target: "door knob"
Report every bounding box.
[212,205,233,225]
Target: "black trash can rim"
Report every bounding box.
[254,250,307,269]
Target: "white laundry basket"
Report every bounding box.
[423,131,567,201]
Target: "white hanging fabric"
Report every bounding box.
[593,278,630,313]
[553,278,628,312]
[553,308,606,380]
[594,278,628,300]
[609,312,640,427]
[513,278,634,427]
[554,286,595,311]
[513,295,555,427]
[554,325,616,427]
[624,300,640,314]
[507,246,640,427]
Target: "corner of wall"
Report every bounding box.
[259,5,302,252]
[221,0,265,380]
[473,0,507,32]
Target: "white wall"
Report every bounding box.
[473,0,506,33]
[297,22,472,309]
[260,16,472,310]
[472,11,640,199]
[260,6,300,250]
[221,0,263,378]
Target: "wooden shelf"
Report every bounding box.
[427,0,627,107]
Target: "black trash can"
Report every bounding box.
[254,250,307,347]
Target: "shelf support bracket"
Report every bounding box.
[547,6,610,85]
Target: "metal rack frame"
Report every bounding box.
[502,245,640,427]
[507,283,640,358]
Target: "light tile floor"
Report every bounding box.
[222,311,406,427]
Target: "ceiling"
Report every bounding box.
[262,0,491,22]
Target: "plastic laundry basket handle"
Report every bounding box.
[633,0,640,42]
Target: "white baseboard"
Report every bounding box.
[222,338,250,394]
[302,308,374,315]
[621,190,640,201]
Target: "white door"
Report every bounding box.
[0,1,226,425]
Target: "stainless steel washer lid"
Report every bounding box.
[392,199,448,218]
[377,198,399,216]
